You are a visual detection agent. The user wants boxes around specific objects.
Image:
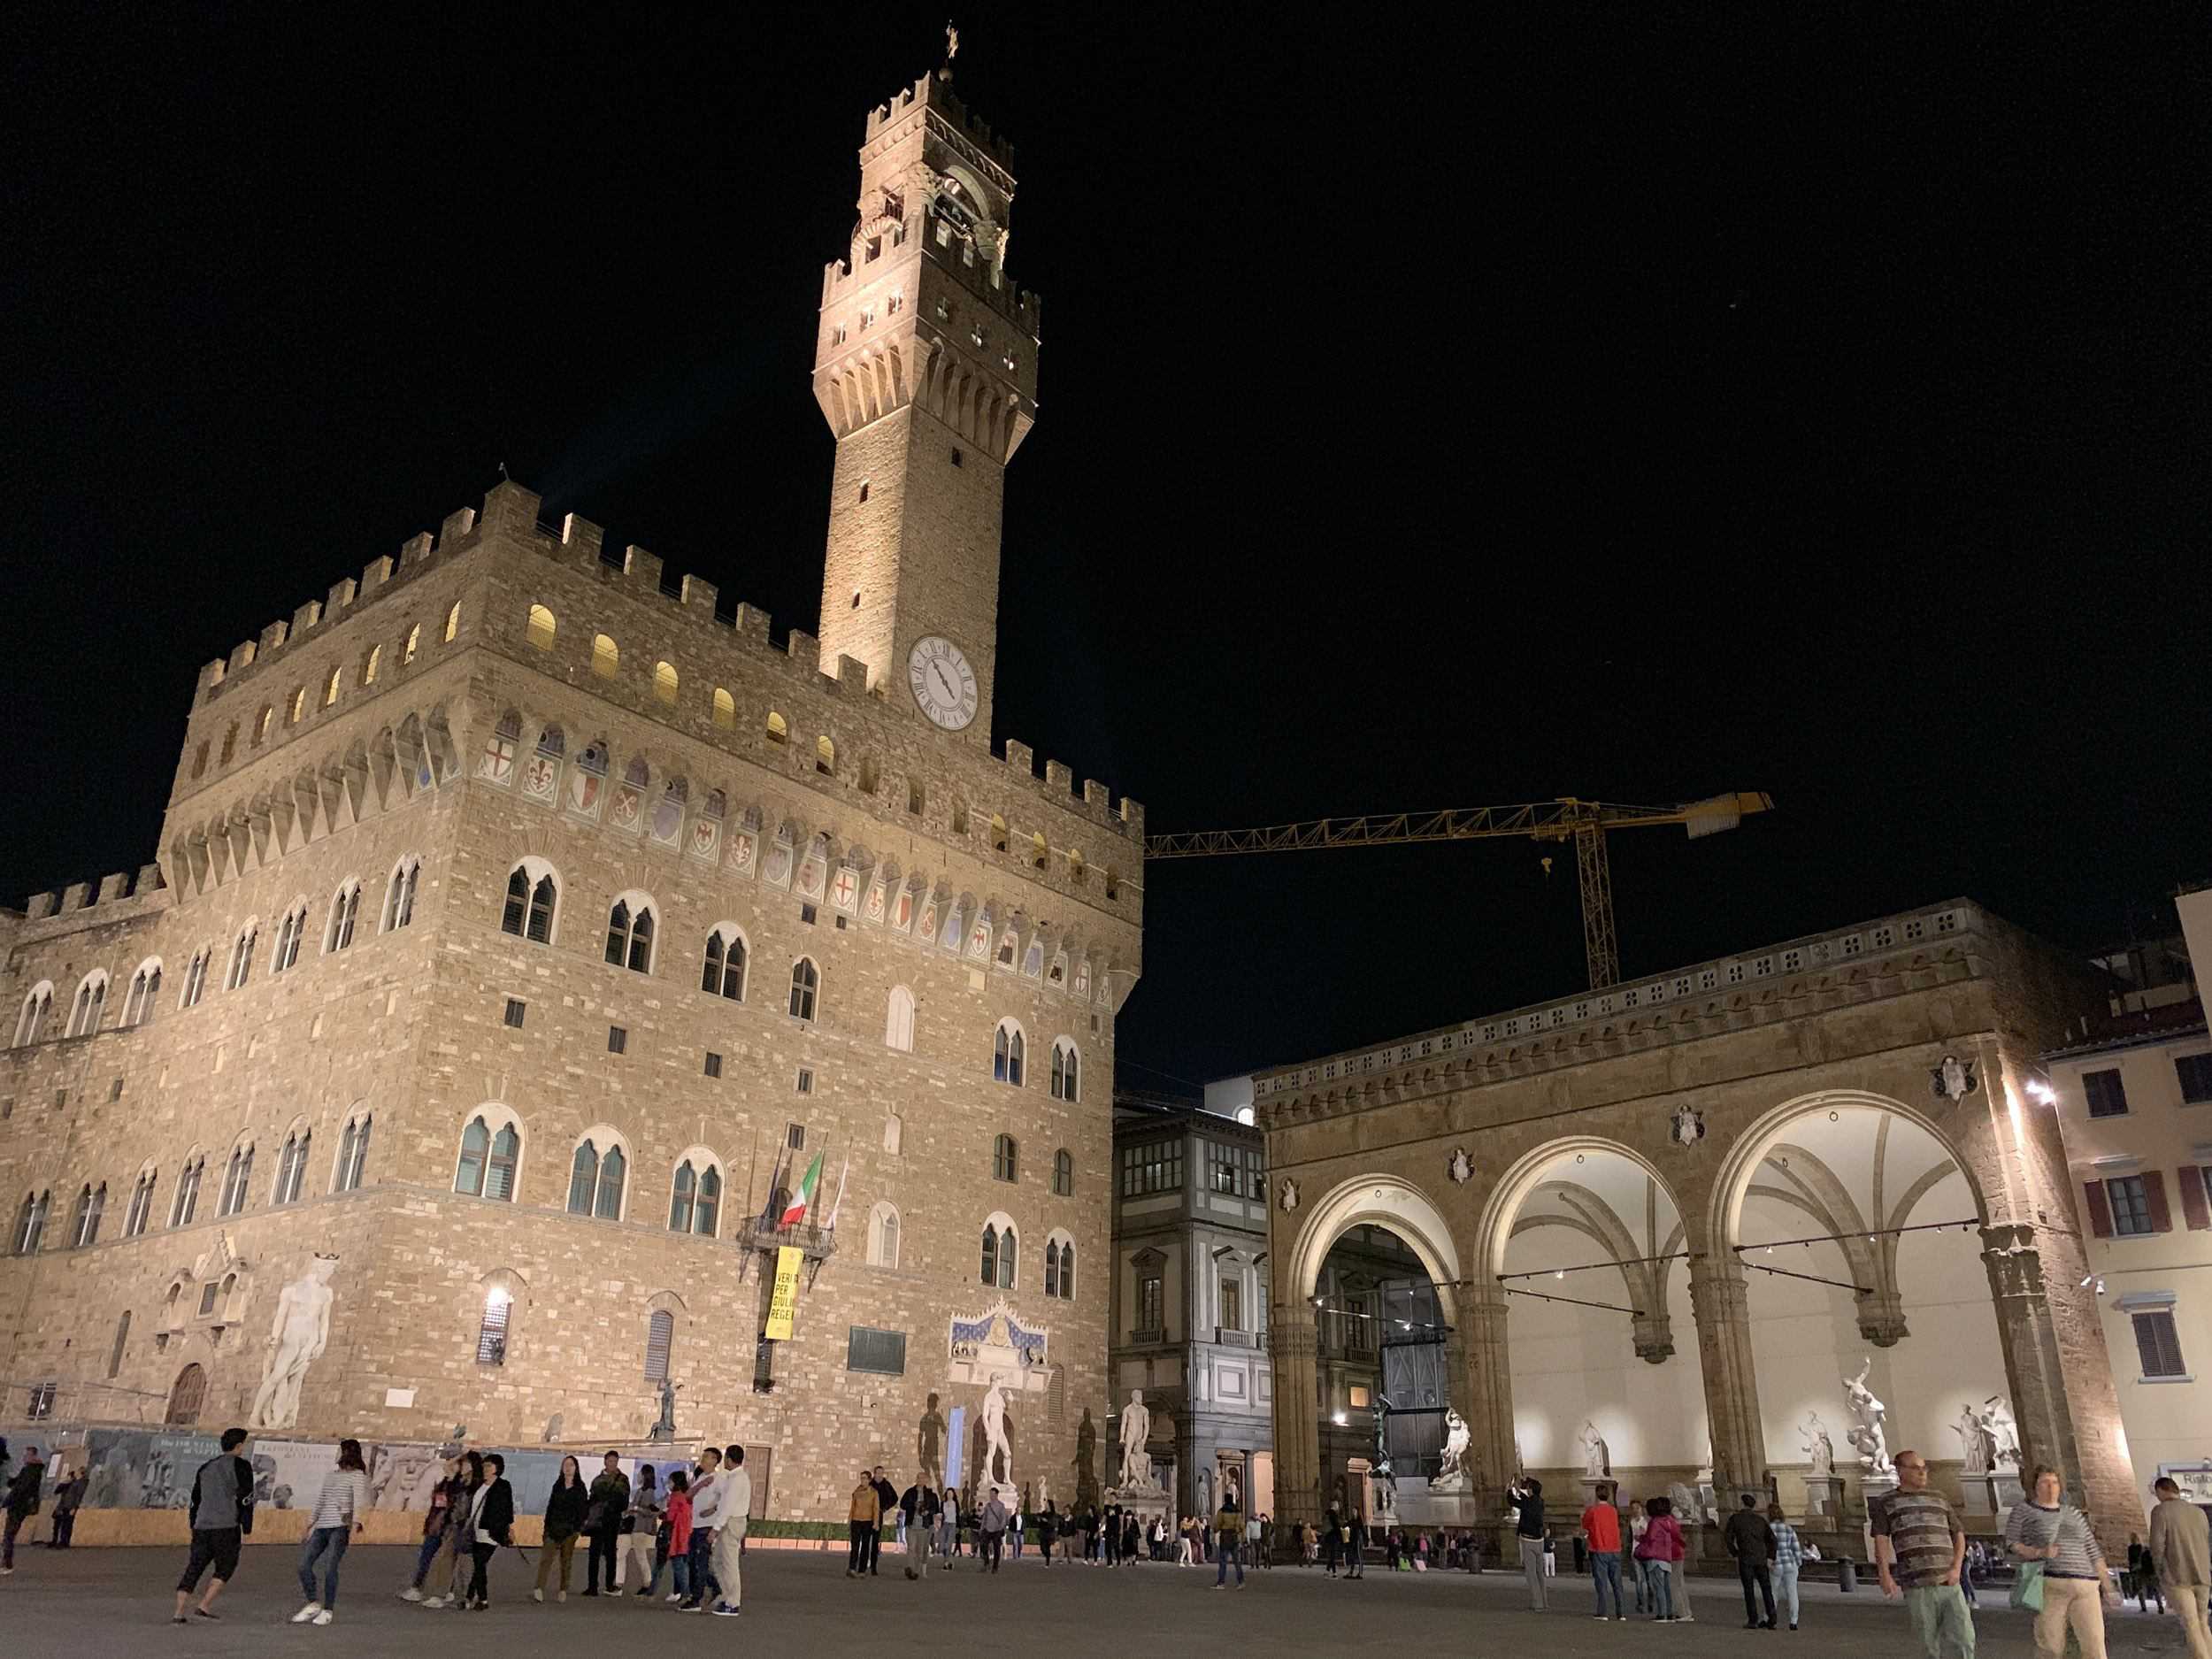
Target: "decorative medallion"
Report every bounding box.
[1930,1055,1978,1102]
[1448,1148,1473,1185]
[1279,1179,1300,1212]
[1671,1104,1706,1148]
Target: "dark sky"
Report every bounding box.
[5,7,2207,1095]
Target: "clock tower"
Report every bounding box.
[813,63,1040,745]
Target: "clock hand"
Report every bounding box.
[933,664,955,699]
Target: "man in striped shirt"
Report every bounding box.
[1873,1450,1971,1658]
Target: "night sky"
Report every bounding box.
[6,8,2206,1096]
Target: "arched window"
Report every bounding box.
[326,880,362,952]
[12,984,51,1047]
[455,1111,520,1201]
[1053,1148,1073,1196]
[654,660,679,704]
[669,1157,721,1236]
[253,705,273,746]
[993,1133,1019,1184]
[180,949,211,1009]
[65,971,109,1037]
[816,734,835,775]
[1051,1040,1080,1102]
[644,1309,675,1382]
[980,1221,1018,1289]
[126,1167,157,1236]
[334,1113,371,1191]
[568,1136,626,1219]
[712,687,735,729]
[13,1189,49,1254]
[219,724,237,765]
[403,623,421,664]
[108,1310,131,1378]
[382,856,421,932]
[526,603,557,649]
[70,1183,105,1248]
[324,666,342,707]
[994,1021,1025,1086]
[1058,1240,1075,1300]
[765,710,788,746]
[218,1142,255,1217]
[991,815,1010,853]
[362,644,380,686]
[883,1113,904,1156]
[503,863,557,943]
[884,984,916,1051]
[701,926,748,1000]
[788,957,818,1022]
[591,634,619,679]
[1032,832,1048,871]
[869,1202,901,1268]
[169,1156,204,1227]
[288,686,306,724]
[125,960,164,1025]
[226,925,257,991]
[477,1287,511,1366]
[191,740,209,779]
[166,1361,207,1424]
[271,903,308,975]
[443,601,461,643]
[605,897,656,972]
[1044,1240,1060,1299]
[273,1130,311,1205]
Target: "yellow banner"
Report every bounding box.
[765,1245,803,1340]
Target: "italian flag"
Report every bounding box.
[780,1152,825,1227]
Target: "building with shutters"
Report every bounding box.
[2041,879,2212,1502]
[0,56,1141,1529]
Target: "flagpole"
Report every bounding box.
[825,1152,849,1233]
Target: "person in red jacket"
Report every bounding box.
[1639,1495,1690,1622]
[1582,1482,1628,1621]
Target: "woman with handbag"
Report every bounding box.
[2007,1465,2120,1659]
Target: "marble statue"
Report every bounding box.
[1197,1468,1211,1517]
[1578,1420,1611,1478]
[1667,1480,1701,1525]
[1435,1408,1472,1486]
[1954,1402,1992,1473]
[979,1374,1014,1490]
[1371,1396,1395,1482]
[648,1378,681,1441]
[1117,1389,1153,1489]
[541,1412,564,1444]
[918,1392,948,1489]
[1979,1399,2022,1469]
[1073,1408,1100,1511]
[1801,1412,1834,1479]
[248,1254,335,1431]
[1843,1356,1893,1475]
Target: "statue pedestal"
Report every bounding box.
[1106,1484,1171,1531]
[1804,1476,1847,1521]
[1959,1471,2024,1517]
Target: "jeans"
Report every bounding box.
[411,1529,446,1587]
[1634,1553,1652,1610]
[685,1529,716,1602]
[1647,1558,1676,1619]
[1519,1536,1548,1609]
[1740,1556,1777,1624]
[870,1525,885,1573]
[1217,1538,1245,1586]
[2033,1577,2107,1659]
[983,1531,1003,1571]
[1592,1548,1625,1617]
[1777,1562,1801,1624]
[1,1512,25,1570]
[47,1509,75,1548]
[1905,1582,1976,1658]
[297,1525,350,1607]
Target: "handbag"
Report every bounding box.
[2010,1560,2046,1612]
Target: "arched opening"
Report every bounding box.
[166,1362,207,1425]
[1716,1094,1999,1519]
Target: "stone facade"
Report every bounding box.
[1257,900,2143,1552]
[0,66,1140,1525]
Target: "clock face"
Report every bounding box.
[907,635,979,731]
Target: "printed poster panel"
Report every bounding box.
[252,1438,340,1509]
[764,1245,803,1341]
[74,1428,220,1510]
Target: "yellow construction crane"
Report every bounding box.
[1144,793,1774,990]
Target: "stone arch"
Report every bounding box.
[1477,1134,1688,1283]
[1286,1173,1463,1327]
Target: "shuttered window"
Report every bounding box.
[2084,1068,2129,1118]
[644,1310,674,1381]
[477,1291,511,1365]
[2108,1175,2154,1236]
[846,1325,907,1376]
[2177,1054,2212,1105]
[2133,1310,2186,1379]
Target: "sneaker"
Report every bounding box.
[193,1609,221,1621]
[401,1587,425,1602]
[634,1587,651,1597]
[711,1604,741,1617]
[532,1589,543,1603]
[679,1601,704,1614]
[665,1593,683,1603]
[292,1603,324,1624]
[173,1617,188,1624]
[312,1610,334,1626]
[580,1588,595,1598]
[421,1596,448,1609]
[557,1591,567,1603]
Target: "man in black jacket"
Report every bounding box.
[4,1443,46,1574]
[172,1429,254,1622]
[868,1466,899,1575]
[1724,1492,1778,1628]
[901,1476,943,1579]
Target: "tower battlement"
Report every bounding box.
[819,201,1043,336]
[865,72,1017,175]
[19,864,166,926]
